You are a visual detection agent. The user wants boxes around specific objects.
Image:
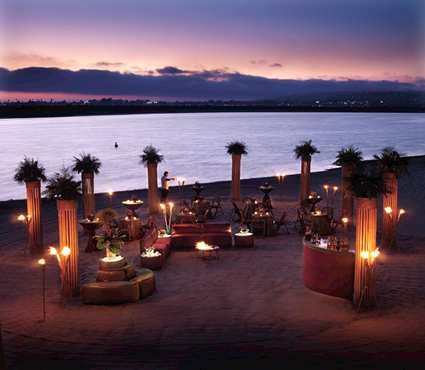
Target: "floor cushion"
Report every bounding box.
[131,269,155,298]
[81,281,140,305]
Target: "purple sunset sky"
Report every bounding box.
[0,0,423,99]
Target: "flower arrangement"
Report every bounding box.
[96,225,126,257]
[141,247,161,258]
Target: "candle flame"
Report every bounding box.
[61,246,71,257]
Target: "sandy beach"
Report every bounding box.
[1,156,425,369]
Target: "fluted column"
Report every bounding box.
[25,180,43,255]
[231,154,241,201]
[300,159,311,204]
[353,197,377,306]
[82,172,95,218]
[147,162,159,214]
[57,200,80,297]
[382,172,398,249]
[341,164,355,219]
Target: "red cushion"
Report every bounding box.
[203,223,231,233]
[173,224,203,234]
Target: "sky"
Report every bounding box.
[0,0,424,100]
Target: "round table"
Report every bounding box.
[79,219,102,252]
[234,232,254,248]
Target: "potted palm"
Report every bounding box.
[44,168,82,298]
[333,146,363,219]
[374,147,408,249]
[95,225,126,258]
[294,140,319,204]
[348,170,386,308]
[72,153,101,218]
[14,157,47,255]
[140,145,163,214]
[226,141,248,201]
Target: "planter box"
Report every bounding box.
[140,255,163,270]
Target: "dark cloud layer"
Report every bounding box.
[0,66,421,100]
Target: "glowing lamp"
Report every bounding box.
[332,186,339,192]
[399,209,406,216]
[38,258,46,266]
[323,184,329,190]
[61,246,71,257]
[341,217,349,224]
[360,250,369,260]
[49,246,58,255]
[17,214,26,222]
[384,206,393,215]
[107,189,113,196]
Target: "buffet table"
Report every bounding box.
[303,240,355,300]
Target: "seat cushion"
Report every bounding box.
[173,224,203,234]
[203,223,231,233]
[170,234,203,249]
[131,269,156,298]
[96,269,127,282]
[153,238,171,256]
[81,281,140,305]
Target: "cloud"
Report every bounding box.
[94,61,125,68]
[0,66,422,101]
[269,63,283,68]
[156,66,189,75]
[250,59,268,65]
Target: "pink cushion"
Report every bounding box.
[203,223,231,233]
[173,224,203,234]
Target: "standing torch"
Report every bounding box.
[37,258,47,322]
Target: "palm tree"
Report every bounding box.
[348,169,386,308]
[72,153,101,218]
[226,141,247,200]
[374,147,408,249]
[14,157,47,255]
[334,146,363,219]
[294,140,319,204]
[140,145,163,214]
[45,168,81,298]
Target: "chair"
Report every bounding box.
[231,201,242,223]
[272,211,290,235]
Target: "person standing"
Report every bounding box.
[161,171,175,202]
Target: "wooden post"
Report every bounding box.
[382,172,398,249]
[82,172,95,218]
[147,162,159,214]
[231,154,241,201]
[353,197,377,306]
[25,180,43,255]
[57,200,80,297]
[341,163,355,219]
[300,159,311,204]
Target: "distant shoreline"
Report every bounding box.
[1,104,424,119]
[2,155,424,204]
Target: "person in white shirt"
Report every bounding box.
[161,171,175,202]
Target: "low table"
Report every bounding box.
[234,232,254,248]
[195,245,220,260]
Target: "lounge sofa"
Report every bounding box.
[171,223,232,249]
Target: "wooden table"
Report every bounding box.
[251,214,274,236]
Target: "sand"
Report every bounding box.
[1,156,425,369]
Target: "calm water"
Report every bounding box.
[1,112,424,201]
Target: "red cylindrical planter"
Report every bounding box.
[353,197,377,306]
[231,154,241,201]
[147,162,159,214]
[57,199,80,298]
[25,180,43,255]
[382,172,398,249]
[300,159,311,204]
[82,172,95,218]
